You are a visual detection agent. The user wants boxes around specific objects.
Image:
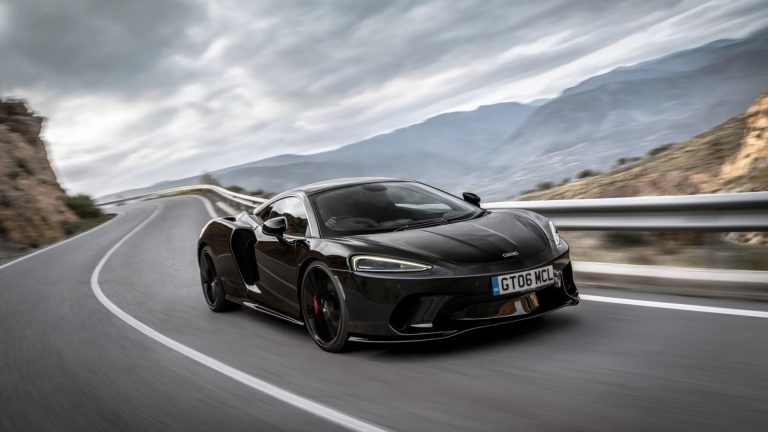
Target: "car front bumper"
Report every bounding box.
[335,253,579,342]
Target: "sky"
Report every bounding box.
[2,0,768,196]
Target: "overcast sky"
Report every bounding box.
[2,0,767,196]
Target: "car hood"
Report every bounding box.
[354,211,549,264]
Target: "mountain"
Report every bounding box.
[99,101,535,201]
[475,28,768,198]
[560,36,746,97]
[520,91,768,201]
[101,27,768,201]
[0,100,78,248]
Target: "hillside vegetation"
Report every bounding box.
[521,91,768,200]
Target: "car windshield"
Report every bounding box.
[310,181,482,237]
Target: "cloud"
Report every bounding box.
[2,0,768,195]
[1,0,204,94]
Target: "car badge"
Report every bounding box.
[502,251,519,258]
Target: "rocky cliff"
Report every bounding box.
[522,91,768,201]
[720,91,768,185]
[0,99,78,249]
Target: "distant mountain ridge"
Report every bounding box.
[560,34,752,97]
[101,101,536,200]
[220,101,533,172]
[100,27,768,202]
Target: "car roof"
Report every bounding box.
[294,177,407,195]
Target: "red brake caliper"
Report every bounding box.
[313,295,320,315]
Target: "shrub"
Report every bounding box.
[615,156,642,167]
[63,221,80,236]
[226,185,245,194]
[65,194,103,219]
[577,169,601,179]
[648,143,675,157]
[535,181,554,191]
[249,189,275,198]
[604,232,648,247]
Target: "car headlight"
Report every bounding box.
[548,220,561,246]
[351,255,432,272]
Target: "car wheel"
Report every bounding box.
[301,262,349,353]
[199,246,239,312]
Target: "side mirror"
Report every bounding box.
[262,216,287,237]
[462,192,481,207]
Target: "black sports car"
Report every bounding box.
[197,178,578,352]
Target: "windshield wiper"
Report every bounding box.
[394,217,448,231]
[446,210,485,223]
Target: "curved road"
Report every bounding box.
[2,196,767,431]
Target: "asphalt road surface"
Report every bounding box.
[2,196,767,432]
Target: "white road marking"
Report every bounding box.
[192,195,218,218]
[90,201,390,432]
[581,295,768,318]
[8,193,763,430]
[0,213,122,271]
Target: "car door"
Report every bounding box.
[251,196,310,318]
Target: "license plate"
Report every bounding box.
[492,265,555,296]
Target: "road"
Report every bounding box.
[2,195,767,431]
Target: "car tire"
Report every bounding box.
[199,246,240,312]
[300,262,349,353]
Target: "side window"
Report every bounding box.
[268,197,309,237]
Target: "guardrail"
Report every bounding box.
[99,184,268,210]
[98,185,767,295]
[485,192,768,231]
[100,185,768,232]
